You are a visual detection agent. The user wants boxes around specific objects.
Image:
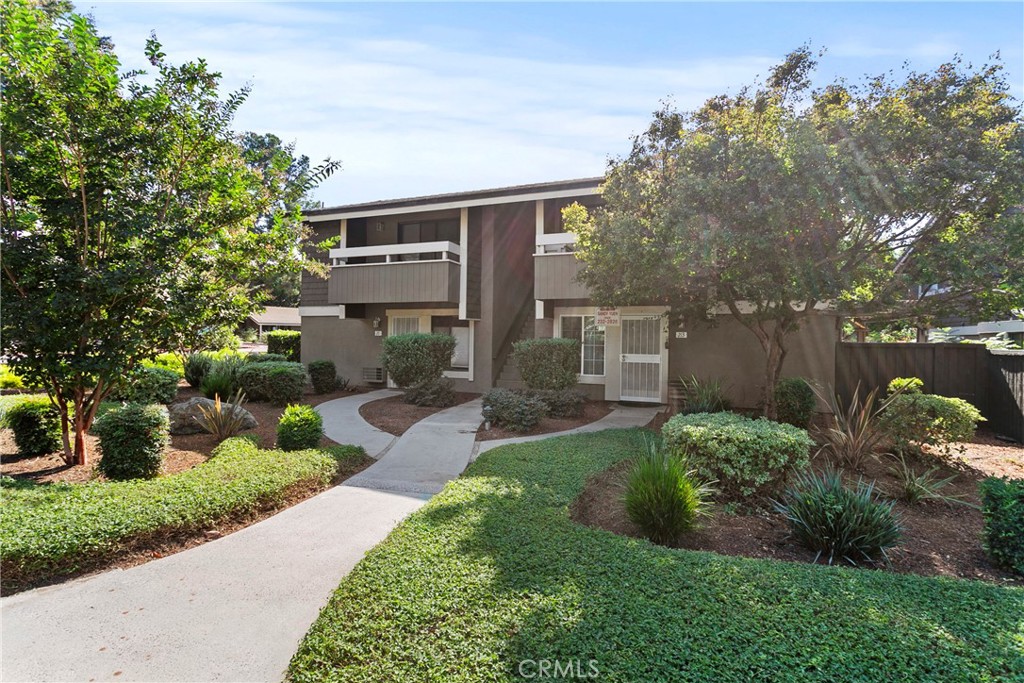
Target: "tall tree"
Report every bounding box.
[565,48,1024,418]
[0,0,336,463]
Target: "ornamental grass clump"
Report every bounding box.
[277,404,323,451]
[679,375,730,414]
[662,412,812,499]
[184,352,214,388]
[624,437,713,545]
[815,384,898,470]
[774,468,902,566]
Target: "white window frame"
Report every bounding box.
[554,308,606,384]
[386,308,474,381]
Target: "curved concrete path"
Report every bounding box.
[474,403,662,457]
[316,388,400,458]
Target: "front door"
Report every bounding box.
[620,316,662,402]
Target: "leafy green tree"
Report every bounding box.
[566,48,1023,418]
[0,1,336,463]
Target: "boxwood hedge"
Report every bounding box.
[290,429,1022,682]
[0,438,364,593]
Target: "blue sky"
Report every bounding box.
[83,2,1023,207]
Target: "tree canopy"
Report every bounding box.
[565,47,1024,417]
[0,0,337,462]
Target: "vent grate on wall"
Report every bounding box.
[362,367,385,383]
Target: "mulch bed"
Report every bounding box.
[0,383,369,484]
[572,431,1023,585]
[359,392,480,436]
[476,401,615,441]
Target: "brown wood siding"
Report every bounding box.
[535,254,589,300]
[327,261,460,304]
[300,221,340,306]
[465,207,483,319]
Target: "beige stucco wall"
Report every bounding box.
[668,313,839,410]
[300,315,383,386]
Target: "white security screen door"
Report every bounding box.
[620,316,662,402]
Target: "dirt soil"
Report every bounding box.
[572,430,1023,585]
[477,401,615,441]
[0,383,369,483]
[359,392,480,436]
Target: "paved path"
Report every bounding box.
[344,399,483,495]
[316,388,400,458]
[475,403,662,456]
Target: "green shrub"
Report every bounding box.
[512,338,580,390]
[678,375,731,414]
[381,333,455,387]
[5,397,62,455]
[381,333,457,407]
[206,325,241,351]
[141,352,184,379]
[195,390,251,442]
[530,388,586,418]
[887,376,924,395]
[277,404,323,451]
[881,392,984,457]
[406,378,456,407]
[266,330,301,361]
[184,352,213,388]
[774,377,815,428]
[774,468,903,566]
[237,361,307,404]
[663,412,813,499]
[245,352,289,364]
[482,388,545,432]
[979,477,1023,575]
[624,438,712,545]
[1,364,26,390]
[238,327,257,343]
[108,366,179,404]
[93,404,169,480]
[308,360,339,394]
[200,356,246,399]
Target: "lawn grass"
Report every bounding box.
[290,429,1023,682]
[0,437,363,592]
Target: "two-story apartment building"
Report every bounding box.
[299,178,839,408]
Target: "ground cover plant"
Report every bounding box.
[0,437,362,593]
[979,476,1024,576]
[290,429,1023,682]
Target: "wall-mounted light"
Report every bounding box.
[373,317,381,329]
[375,221,385,232]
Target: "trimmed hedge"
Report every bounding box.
[246,352,290,364]
[531,388,586,419]
[266,330,301,361]
[482,388,545,432]
[979,477,1024,576]
[0,437,363,592]
[513,337,580,390]
[277,405,323,451]
[663,412,813,499]
[290,430,1023,682]
[93,404,169,480]
[5,397,62,456]
[237,361,307,405]
[108,366,179,405]
[381,333,455,388]
[308,360,339,394]
[774,377,815,428]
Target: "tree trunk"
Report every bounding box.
[761,328,789,420]
[71,392,89,466]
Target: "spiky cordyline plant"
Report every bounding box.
[195,389,250,442]
[813,383,902,470]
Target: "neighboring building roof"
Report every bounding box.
[304,177,604,221]
[248,306,301,327]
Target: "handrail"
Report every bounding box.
[330,241,460,264]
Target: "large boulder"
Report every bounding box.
[168,397,258,435]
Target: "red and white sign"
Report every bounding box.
[595,307,620,327]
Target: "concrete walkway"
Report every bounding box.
[344,399,483,495]
[316,388,401,458]
[475,403,662,456]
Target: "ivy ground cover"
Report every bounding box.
[291,429,1023,682]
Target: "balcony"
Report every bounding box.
[534,233,589,300]
[328,241,461,305]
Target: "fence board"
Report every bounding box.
[835,343,1024,443]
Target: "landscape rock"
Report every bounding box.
[168,397,257,435]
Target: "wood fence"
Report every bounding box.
[835,342,1024,443]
